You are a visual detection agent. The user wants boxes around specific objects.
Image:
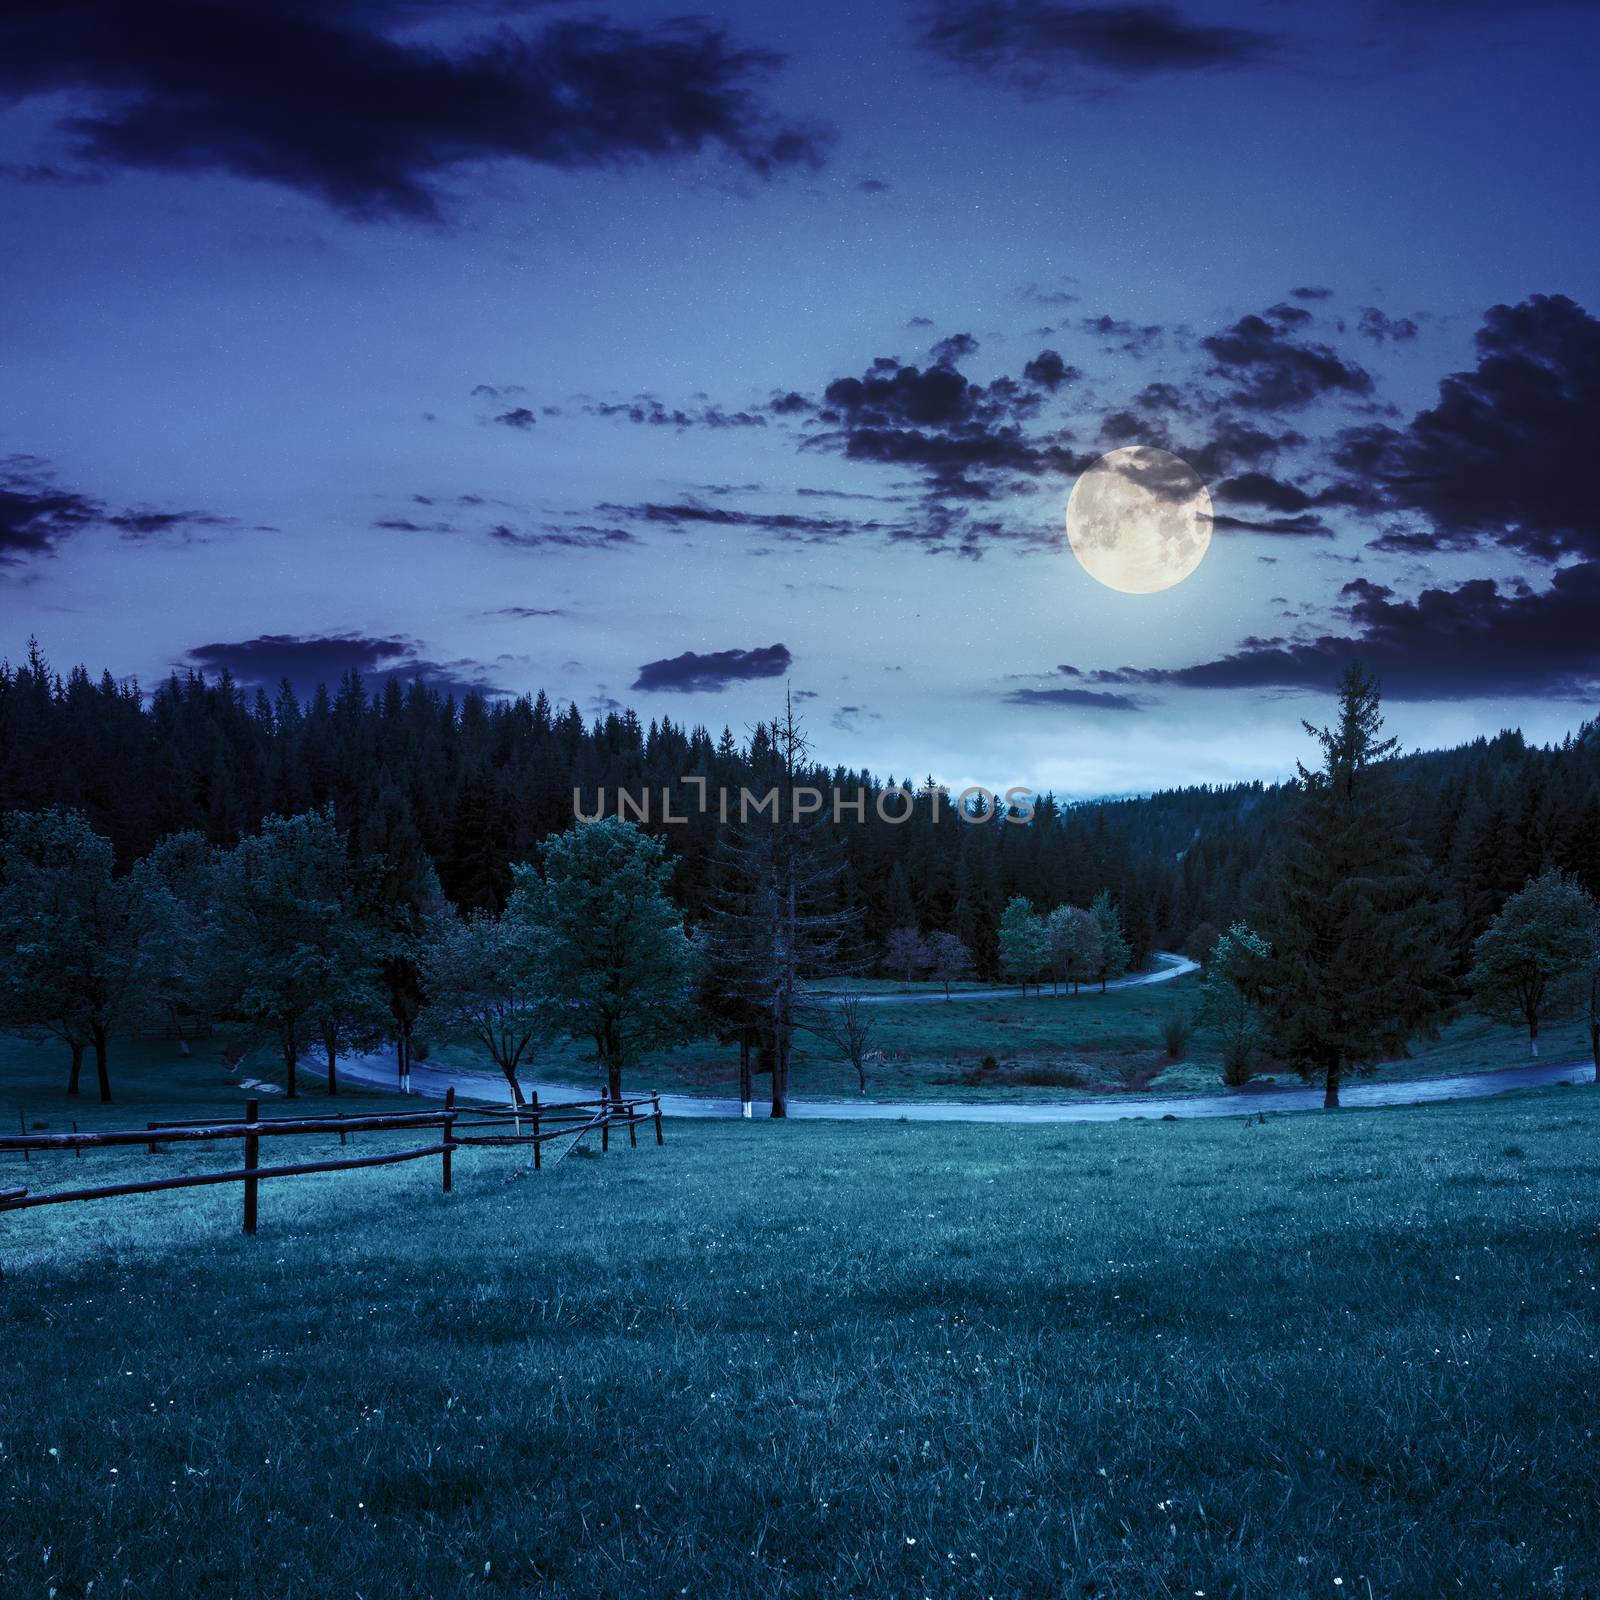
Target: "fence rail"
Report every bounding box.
[0,1087,665,1261]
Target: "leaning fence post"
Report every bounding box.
[531,1090,541,1171]
[242,1098,261,1237]
[653,1092,664,1146]
[442,1087,455,1194]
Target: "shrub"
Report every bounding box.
[1159,1012,1192,1058]
[1220,1038,1254,1087]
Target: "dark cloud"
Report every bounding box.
[1357,307,1419,343]
[930,332,980,367]
[830,703,883,732]
[1188,420,1304,478]
[805,352,1086,501]
[1214,470,1313,513]
[1263,301,1314,328]
[375,515,455,533]
[181,632,505,699]
[485,606,565,619]
[769,390,814,415]
[106,508,231,541]
[1207,512,1330,536]
[1002,685,1144,711]
[1088,563,1600,700]
[1016,281,1080,307]
[0,3,827,221]
[1201,314,1375,410]
[856,176,890,193]
[1,456,226,567]
[1290,286,1333,301]
[598,500,868,544]
[0,461,100,566]
[1022,348,1080,389]
[584,396,769,429]
[1078,313,1165,357]
[1335,294,1600,561]
[492,407,539,431]
[470,383,526,400]
[917,1,1279,89]
[489,524,637,551]
[632,643,792,693]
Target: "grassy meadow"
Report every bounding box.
[410,970,1595,1105]
[3,1039,1599,1597]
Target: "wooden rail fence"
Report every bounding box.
[0,1088,664,1264]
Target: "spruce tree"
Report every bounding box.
[1262,665,1451,1107]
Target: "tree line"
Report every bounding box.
[4,644,1600,1109]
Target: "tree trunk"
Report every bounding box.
[322,1021,339,1095]
[1529,1016,1540,1059]
[67,1041,83,1096]
[500,1059,526,1106]
[285,1036,298,1099]
[771,1028,790,1118]
[1323,1057,1341,1109]
[738,1029,752,1110]
[1591,1021,1599,1082]
[92,1023,111,1102]
[607,1058,623,1109]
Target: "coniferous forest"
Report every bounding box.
[5,641,1598,986]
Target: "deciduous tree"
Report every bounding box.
[421,905,545,1103]
[1469,869,1595,1058]
[0,809,167,1101]
[1198,921,1271,1086]
[517,816,697,1106]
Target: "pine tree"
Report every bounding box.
[997,897,1049,995]
[703,696,858,1116]
[1261,665,1451,1107]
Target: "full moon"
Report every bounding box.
[1066,446,1212,594]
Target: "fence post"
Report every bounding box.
[242,1098,260,1237]
[337,1111,346,1149]
[19,1111,27,1165]
[653,1092,664,1146]
[600,1086,609,1154]
[531,1090,541,1171]
[146,1121,158,1156]
[628,1100,638,1149]
[73,1119,80,1159]
[442,1087,455,1194]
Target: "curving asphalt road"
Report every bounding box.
[323,950,1597,1121]
[843,949,1198,1005]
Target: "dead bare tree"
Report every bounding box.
[799,984,878,1094]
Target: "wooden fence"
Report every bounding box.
[0,1088,664,1261]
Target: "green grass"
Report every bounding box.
[4,1042,1600,1596]
[412,971,1595,1105]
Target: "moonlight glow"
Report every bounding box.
[1066,446,1213,595]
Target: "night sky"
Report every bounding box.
[4,0,1598,797]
